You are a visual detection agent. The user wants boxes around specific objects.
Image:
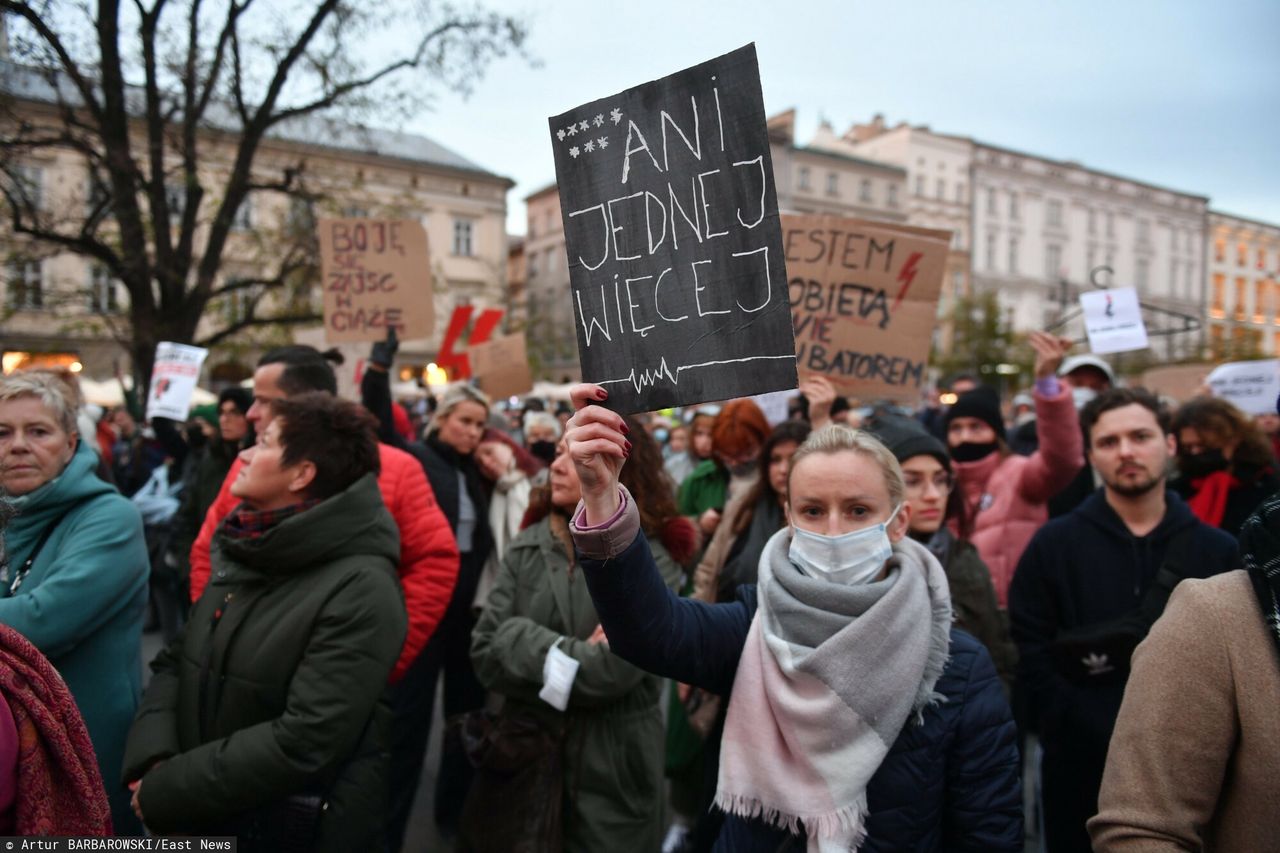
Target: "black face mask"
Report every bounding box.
[1180,447,1228,479]
[529,440,557,465]
[950,441,1000,463]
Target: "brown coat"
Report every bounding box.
[1089,571,1280,852]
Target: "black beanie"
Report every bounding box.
[945,386,1006,441]
[867,415,951,469]
[218,386,253,415]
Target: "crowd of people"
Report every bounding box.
[0,333,1277,851]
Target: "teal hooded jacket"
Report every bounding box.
[0,439,149,828]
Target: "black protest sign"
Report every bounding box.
[549,44,796,414]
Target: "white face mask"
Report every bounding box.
[1071,386,1098,411]
[788,504,902,586]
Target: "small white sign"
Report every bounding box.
[1080,288,1149,354]
[1206,360,1280,416]
[751,389,793,426]
[145,342,209,421]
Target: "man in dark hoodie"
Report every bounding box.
[1009,387,1238,853]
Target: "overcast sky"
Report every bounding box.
[403,0,1280,235]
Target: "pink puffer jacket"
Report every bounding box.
[952,386,1083,607]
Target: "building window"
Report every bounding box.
[955,182,966,204]
[1046,244,1062,280]
[85,177,110,220]
[1105,211,1115,237]
[986,233,997,271]
[986,187,997,215]
[1009,193,1019,220]
[826,172,839,197]
[340,205,368,219]
[1214,239,1226,262]
[1047,199,1063,229]
[232,198,253,230]
[935,179,945,200]
[1008,236,1019,274]
[1237,242,1248,266]
[1210,274,1225,318]
[886,184,898,208]
[798,167,811,191]
[452,218,475,257]
[1259,248,1268,270]
[915,175,925,197]
[952,269,965,297]
[223,279,258,325]
[1255,280,1268,324]
[1274,281,1280,324]
[1210,323,1224,357]
[527,250,539,279]
[858,179,872,203]
[1136,257,1149,290]
[90,265,121,314]
[1168,259,1178,298]
[1235,276,1247,320]
[1087,208,1096,235]
[287,198,316,234]
[11,164,43,211]
[165,184,187,222]
[1136,219,1150,246]
[5,261,43,310]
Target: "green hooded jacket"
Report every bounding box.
[471,514,683,853]
[122,473,406,851]
[0,439,148,830]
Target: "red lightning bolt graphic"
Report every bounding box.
[892,252,923,313]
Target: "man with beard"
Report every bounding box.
[1009,387,1238,853]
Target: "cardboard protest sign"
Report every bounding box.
[146,342,209,421]
[783,214,949,402]
[550,44,796,414]
[319,218,432,344]
[470,333,534,400]
[1140,364,1209,403]
[1080,287,1149,354]
[1206,359,1280,415]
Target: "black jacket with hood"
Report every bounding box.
[1009,488,1239,752]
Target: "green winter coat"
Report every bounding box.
[471,514,683,853]
[677,459,727,518]
[0,440,148,830]
[122,473,407,851]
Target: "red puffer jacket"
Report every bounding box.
[188,443,459,682]
[951,385,1083,607]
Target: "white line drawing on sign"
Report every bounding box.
[598,354,797,393]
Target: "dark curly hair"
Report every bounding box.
[619,414,682,537]
[1171,396,1274,470]
[271,392,381,501]
[731,421,812,537]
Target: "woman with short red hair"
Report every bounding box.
[678,399,770,540]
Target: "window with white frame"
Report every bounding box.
[452,218,475,256]
[90,265,121,313]
[1087,208,1096,234]
[232,197,253,230]
[915,175,925,197]
[1008,236,1019,274]
[935,179,945,200]
[5,261,43,310]
[11,164,43,211]
[1009,192,1019,220]
[1136,219,1150,245]
[986,232,997,271]
[858,179,872,203]
[886,184,898,208]
[798,167,811,191]
[1047,199,1063,228]
[987,187,997,215]
[527,250,539,279]
[1046,244,1062,280]
[955,182,965,204]
[826,172,839,197]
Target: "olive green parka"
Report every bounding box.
[122,473,407,851]
[471,512,684,852]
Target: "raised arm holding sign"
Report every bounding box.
[550,44,797,414]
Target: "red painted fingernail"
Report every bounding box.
[624,440,633,454]
[620,422,630,434]
[597,389,609,400]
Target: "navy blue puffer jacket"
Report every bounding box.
[582,531,1022,852]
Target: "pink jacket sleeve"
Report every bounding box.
[1017,386,1085,504]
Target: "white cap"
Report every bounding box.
[1059,354,1116,386]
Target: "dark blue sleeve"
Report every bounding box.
[580,530,754,696]
[943,634,1023,852]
